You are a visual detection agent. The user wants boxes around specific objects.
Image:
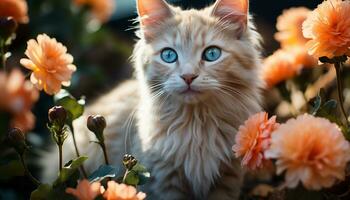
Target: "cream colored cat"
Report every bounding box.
[42,0,263,199]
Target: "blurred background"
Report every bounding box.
[0,0,323,199]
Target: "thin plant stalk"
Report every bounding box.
[68,123,81,159]
[100,141,110,165]
[122,169,129,184]
[99,141,111,181]
[334,62,349,126]
[58,143,63,172]
[68,122,88,178]
[19,154,40,186]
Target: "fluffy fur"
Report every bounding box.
[42,0,263,199]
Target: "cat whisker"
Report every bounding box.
[219,84,252,99]
[212,86,251,114]
[123,108,138,154]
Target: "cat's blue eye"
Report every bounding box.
[161,48,178,63]
[203,46,222,62]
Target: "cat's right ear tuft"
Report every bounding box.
[212,0,249,37]
[137,0,172,38]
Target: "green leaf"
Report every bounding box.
[124,170,139,186]
[313,98,343,127]
[322,100,337,113]
[0,160,25,181]
[54,89,85,121]
[310,93,322,115]
[132,163,150,185]
[88,165,117,182]
[53,156,88,186]
[30,184,53,200]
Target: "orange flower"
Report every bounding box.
[74,0,115,23]
[232,112,279,170]
[289,45,318,68]
[302,0,350,58]
[0,69,39,132]
[103,181,146,200]
[275,7,310,48]
[66,179,103,200]
[20,34,76,95]
[265,114,350,190]
[262,50,299,88]
[0,0,29,23]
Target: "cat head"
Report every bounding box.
[134,0,263,105]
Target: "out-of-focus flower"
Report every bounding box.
[262,50,299,88]
[20,34,76,95]
[0,0,29,24]
[6,127,28,155]
[66,179,103,200]
[289,45,318,68]
[262,46,318,88]
[0,69,39,132]
[232,112,279,170]
[265,114,350,190]
[302,0,350,58]
[275,7,310,48]
[74,0,115,23]
[103,181,146,200]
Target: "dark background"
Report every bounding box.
[0,0,323,199]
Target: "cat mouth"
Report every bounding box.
[180,88,201,95]
[176,87,207,103]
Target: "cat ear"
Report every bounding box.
[212,0,249,35]
[137,0,172,27]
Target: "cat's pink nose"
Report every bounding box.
[181,74,198,85]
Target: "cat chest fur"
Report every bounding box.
[137,103,238,198]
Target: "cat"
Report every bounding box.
[42,0,263,199]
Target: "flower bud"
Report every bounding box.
[87,115,106,141]
[123,154,138,170]
[48,106,67,127]
[0,17,18,40]
[6,128,27,155]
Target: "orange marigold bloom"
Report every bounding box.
[265,114,350,190]
[20,34,76,95]
[232,112,279,170]
[275,7,311,48]
[262,50,299,88]
[289,45,318,68]
[0,69,39,132]
[302,0,350,58]
[103,181,146,200]
[74,0,115,23]
[0,0,29,23]
[66,179,103,200]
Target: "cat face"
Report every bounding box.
[135,0,262,104]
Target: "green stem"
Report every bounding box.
[58,144,63,172]
[334,62,349,126]
[68,123,81,158]
[100,142,110,165]
[100,141,111,181]
[19,154,40,186]
[68,123,87,178]
[122,169,129,184]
